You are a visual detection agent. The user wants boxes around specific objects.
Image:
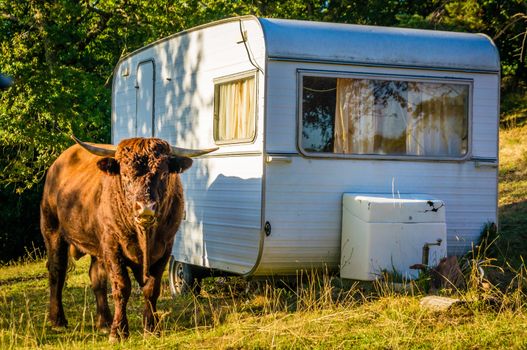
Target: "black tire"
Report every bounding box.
[168,257,202,297]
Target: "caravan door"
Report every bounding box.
[136,60,155,137]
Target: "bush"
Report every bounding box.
[0,183,44,264]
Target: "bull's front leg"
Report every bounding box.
[89,256,112,331]
[142,251,171,334]
[104,249,131,342]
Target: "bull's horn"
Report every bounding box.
[170,145,218,157]
[71,135,117,157]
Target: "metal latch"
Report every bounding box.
[265,155,292,164]
[472,157,498,169]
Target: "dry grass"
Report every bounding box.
[1,255,527,349]
[496,125,527,268]
[1,126,527,349]
[499,124,527,207]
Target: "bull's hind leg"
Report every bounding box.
[42,227,69,328]
[89,256,112,331]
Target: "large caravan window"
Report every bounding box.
[214,73,256,144]
[300,74,470,159]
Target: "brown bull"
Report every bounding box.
[40,136,216,341]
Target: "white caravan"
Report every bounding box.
[111,16,500,289]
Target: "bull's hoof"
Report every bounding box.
[51,324,68,332]
[109,333,128,343]
[108,334,120,344]
[96,318,112,334]
[50,318,68,329]
[143,321,158,334]
[49,308,68,328]
[109,329,129,343]
[143,312,160,336]
[143,328,161,338]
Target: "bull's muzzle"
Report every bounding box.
[134,201,157,226]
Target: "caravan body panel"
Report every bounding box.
[112,17,499,277]
[257,60,498,275]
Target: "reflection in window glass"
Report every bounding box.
[214,76,256,143]
[302,76,469,157]
[302,77,336,152]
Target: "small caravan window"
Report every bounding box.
[300,73,470,159]
[214,73,256,144]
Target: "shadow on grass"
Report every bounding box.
[0,266,256,348]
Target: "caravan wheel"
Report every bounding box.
[168,257,201,297]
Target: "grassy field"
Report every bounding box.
[497,125,527,268]
[1,126,527,349]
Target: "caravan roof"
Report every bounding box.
[121,16,500,73]
[259,17,500,72]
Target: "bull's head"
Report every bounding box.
[73,135,217,284]
[71,135,217,227]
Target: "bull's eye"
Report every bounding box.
[133,156,149,177]
[135,168,148,177]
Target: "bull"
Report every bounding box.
[40,136,216,341]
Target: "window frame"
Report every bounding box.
[213,70,258,145]
[297,69,473,161]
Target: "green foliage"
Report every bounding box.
[396,0,485,31]
[394,0,527,131]
[397,0,500,30]
[0,185,43,264]
[0,0,526,261]
[1,1,111,191]
[1,0,526,191]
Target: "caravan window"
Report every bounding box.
[214,72,256,144]
[300,73,470,159]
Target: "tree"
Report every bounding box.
[1,0,526,261]
[0,0,193,260]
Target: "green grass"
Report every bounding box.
[1,126,527,349]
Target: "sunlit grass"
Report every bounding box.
[496,124,527,268]
[499,124,527,207]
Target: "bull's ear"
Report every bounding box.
[168,156,193,173]
[96,157,120,175]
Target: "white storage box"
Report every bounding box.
[340,193,447,281]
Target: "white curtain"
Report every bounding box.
[334,78,467,156]
[334,78,374,153]
[406,83,466,156]
[216,77,255,141]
